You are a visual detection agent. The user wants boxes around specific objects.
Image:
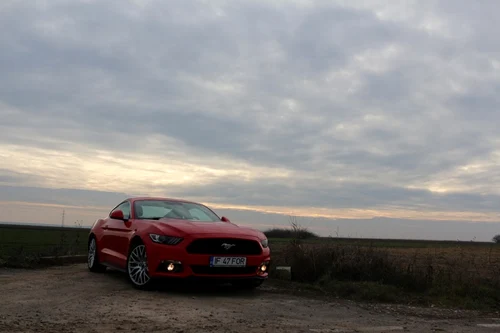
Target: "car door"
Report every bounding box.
[103,201,133,269]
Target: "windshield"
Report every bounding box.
[134,200,221,222]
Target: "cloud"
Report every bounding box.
[1,186,498,241]
[1,0,500,236]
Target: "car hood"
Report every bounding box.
[150,219,265,239]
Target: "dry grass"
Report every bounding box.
[270,238,500,310]
[385,246,500,281]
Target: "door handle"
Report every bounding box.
[103,225,109,230]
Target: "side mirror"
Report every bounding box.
[110,210,125,220]
[221,216,231,223]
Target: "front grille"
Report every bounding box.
[186,238,262,255]
[191,265,258,275]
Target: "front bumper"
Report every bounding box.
[145,234,271,280]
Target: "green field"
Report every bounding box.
[0,223,496,262]
[267,236,497,248]
[0,224,90,266]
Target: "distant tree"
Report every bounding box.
[493,234,500,244]
[263,216,319,240]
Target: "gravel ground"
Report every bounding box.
[0,264,499,333]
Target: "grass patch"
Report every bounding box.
[0,223,89,267]
[269,238,500,311]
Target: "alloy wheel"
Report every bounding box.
[128,245,150,286]
[88,238,96,268]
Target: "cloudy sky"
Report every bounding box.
[1,0,500,241]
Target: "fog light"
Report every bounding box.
[259,261,269,273]
[160,260,182,273]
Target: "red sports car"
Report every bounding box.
[87,197,271,289]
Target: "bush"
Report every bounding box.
[493,234,500,244]
[264,216,319,240]
[264,228,318,239]
[274,241,500,309]
[281,242,426,289]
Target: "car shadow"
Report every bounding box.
[103,268,267,299]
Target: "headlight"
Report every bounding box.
[261,238,268,248]
[149,234,183,245]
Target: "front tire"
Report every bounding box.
[126,242,153,289]
[88,237,106,273]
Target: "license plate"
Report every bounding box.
[209,256,247,267]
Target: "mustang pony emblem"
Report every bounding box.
[221,243,236,250]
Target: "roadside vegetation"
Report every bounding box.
[493,234,500,244]
[263,216,319,240]
[266,219,500,311]
[0,223,88,268]
[2,221,500,311]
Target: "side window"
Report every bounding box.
[121,202,131,219]
[111,201,131,219]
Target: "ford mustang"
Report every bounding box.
[87,197,271,289]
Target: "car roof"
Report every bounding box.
[127,196,199,204]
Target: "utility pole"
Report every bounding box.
[61,209,65,227]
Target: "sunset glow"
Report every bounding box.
[1,0,500,241]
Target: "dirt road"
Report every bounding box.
[0,264,499,332]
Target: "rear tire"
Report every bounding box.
[126,242,154,290]
[88,237,107,273]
